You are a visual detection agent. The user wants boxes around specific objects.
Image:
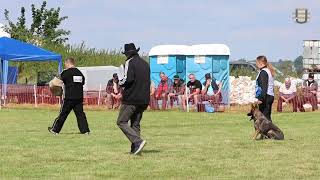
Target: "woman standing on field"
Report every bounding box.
[255,56,275,121]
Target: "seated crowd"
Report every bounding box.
[277,73,318,112]
[105,72,318,112]
[150,72,223,111]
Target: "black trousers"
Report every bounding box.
[259,95,274,121]
[51,99,90,133]
[117,104,148,144]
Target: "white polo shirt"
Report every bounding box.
[279,84,296,95]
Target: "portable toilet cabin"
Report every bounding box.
[149,45,189,85]
[187,44,231,105]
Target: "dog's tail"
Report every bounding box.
[267,129,284,140]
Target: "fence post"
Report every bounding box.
[34,85,37,107]
[98,83,102,106]
[186,84,189,112]
[1,88,6,107]
[0,86,2,110]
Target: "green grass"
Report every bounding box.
[1,108,320,179]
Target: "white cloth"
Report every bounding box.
[118,57,133,86]
[256,68,274,96]
[279,84,297,95]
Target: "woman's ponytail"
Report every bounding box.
[266,63,275,77]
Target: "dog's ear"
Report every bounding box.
[251,103,258,109]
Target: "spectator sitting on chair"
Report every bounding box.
[201,73,222,107]
[168,75,185,108]
[182,73,202,111]
[277,78,300,112]
[155,72,173,110]
[105,73,122,109]
[149,81,158,110]
[299,73,318,111]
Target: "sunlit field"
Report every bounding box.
[1,108,320,179]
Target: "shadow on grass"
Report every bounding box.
[124,149,161,155]
[143,149,161,154]
[59,132,85,135]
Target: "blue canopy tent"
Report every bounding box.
[0,37,62,104]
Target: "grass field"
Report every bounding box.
[1,108,320,179]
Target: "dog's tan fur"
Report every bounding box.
[247,104,284,140]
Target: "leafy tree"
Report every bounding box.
[294,56,303,76]
[4,7,29,42]
[4,1,70,45]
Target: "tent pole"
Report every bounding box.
[0,59,2,109]
[2,60,8,107]
[98,83,102,106]
[0,83,1,109]
[34,85,38,107]
[186,58,189,112]
[58,58,63,73]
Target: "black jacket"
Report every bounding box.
[118,54,150,105]
[256,69,269,101]
[60,67,85,100]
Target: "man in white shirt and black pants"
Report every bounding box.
[117,43,150,155]
[277,78,300,112]
[48,58,90,135]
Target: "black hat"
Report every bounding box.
[173,75,180,79]
[113,73,118,78]
[122,43,140,54]
[205,73,211,79]
[309,73,314,79]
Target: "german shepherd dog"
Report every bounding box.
[247,104,284,140]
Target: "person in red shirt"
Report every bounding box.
[105,73,122,109]
[168,75,185,108]
[155,72,173,110]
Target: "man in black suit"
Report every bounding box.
[117,43,150,155]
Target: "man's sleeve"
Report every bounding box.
[196,81,202,89]
[166,79,173,93]
[82,74,85,85]
[279,85,283,93]
[106,80,113,93]
[257,70,268,101]
[292,85,297,93]
[60,71,66,83]
[179,83,185,95]
[314,82,318,91]
[118,60,135,88]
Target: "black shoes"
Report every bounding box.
[48,127,90,135]
[48,127,58,135]
[132,140,146,155]
[130,143,135,154]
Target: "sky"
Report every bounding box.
[0,0,319,61]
